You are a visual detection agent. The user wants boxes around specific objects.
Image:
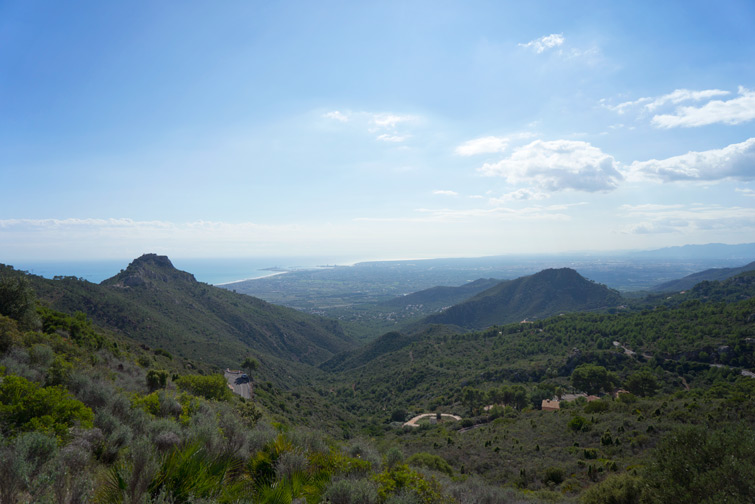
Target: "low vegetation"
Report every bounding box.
[1,261,754,503]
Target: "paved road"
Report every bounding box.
[224,369,253,400]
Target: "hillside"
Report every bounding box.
[380,277,501,312]
[13,254,354,370]
[2,257,755,503]
[420,268,623,330]
[653,260,755,292]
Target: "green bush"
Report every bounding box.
[580,473,644,504]
[406,452,453,476]
[543,466,565,485]
[0,276,40,330]
[175,374,232,401]
[0,375,94,440]
[146,370,169,391]
[644,423,755,503]
[324,478,379,504]
[568,415,590,432]
[585,399,611,414]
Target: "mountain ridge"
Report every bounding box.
[13,254,355,370]
[653,260,755,292]
[419,268,623,330]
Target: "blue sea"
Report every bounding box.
[4,256,356,285]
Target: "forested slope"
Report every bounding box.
[421,268,623,330]
[2,254,354,369]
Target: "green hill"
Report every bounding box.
[653,261,755,292]
[380,278,501,312]
[12,254,354,369]
[420,268,623,330]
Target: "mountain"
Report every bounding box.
[628,242,755,262]
[21,254,354,369]
[379,278,502,312]
[419,268,623,330]
[653,261,755,292]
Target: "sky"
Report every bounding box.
[1,0,754,262]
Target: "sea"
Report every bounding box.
[4,256,356,285]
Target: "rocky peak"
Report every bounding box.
[103,253,197,287]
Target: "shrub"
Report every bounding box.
[175,374,232,401]
[276,450,309,480]
[391,408,407,422]
[407,452,453,476]
[0,315,22,354]
[385,447,405,468]
[568,415,590,432]
[543,466,565,485]
[0,276,40,330]
[0,374,94,440]
[580,473,644,504]
[585,399,611,414]
[644,424,755,503]
[373,465,443,504]
[324,478,379,504]
[146,370,169,391]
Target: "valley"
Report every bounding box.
[1,251,754,503]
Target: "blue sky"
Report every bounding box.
[2,1,754,261]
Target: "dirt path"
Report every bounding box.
[403,413,461,428]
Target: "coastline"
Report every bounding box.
[215,270,288,286]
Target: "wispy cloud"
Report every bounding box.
[369,113,415,130]
[479,139,622,192]
[489,188,549,204]
[645,89,730,112]
[455,136,509,156]
[619,203,755,235]
[602,87,755,128]
[736,188,755,197]
[322,110,350,122]
[605,89,731,115]
[628,137,755,182]
[0,218,325,259]
[355,204,575,224]
[433,190,458,196]
[652,86,755,128]
[322,110,418,142]
[519,33,564,54]
[377,134,409,142]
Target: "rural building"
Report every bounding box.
[541,399,560,411]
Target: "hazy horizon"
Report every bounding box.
[2,2,754,261]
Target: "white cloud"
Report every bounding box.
[652,87,755,128]
[455,136,509,156]
[479,139,622,192]
[323,110,350,122]
[321,109,418,143]
[376,134,408,142]
[645,89,730,112]
[356,205,573,224]
[489,188,549,204]
[603,88,730,116]
[370,113,415,130]
[433,190,458,196]
[628,137,755,182]
[519,33,564,54]
[736,188,755,197]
